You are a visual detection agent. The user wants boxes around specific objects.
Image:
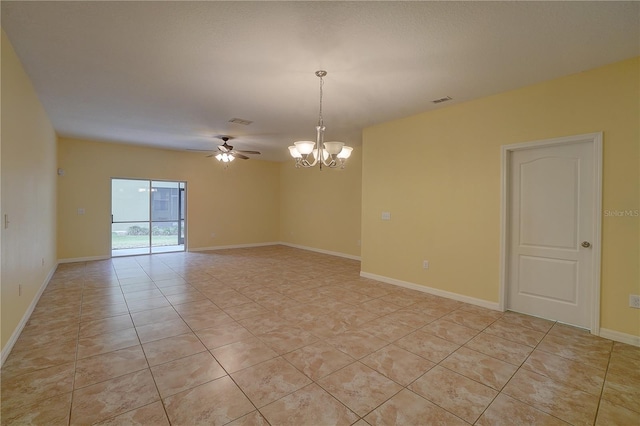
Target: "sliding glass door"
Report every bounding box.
[111,178,186,256]
[150,181,185,251]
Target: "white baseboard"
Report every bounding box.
[599,328,640,347]
[278,242,361,261]
[58,255,111,264]
[360,271,501,311]
[1,262,58,367]
[189,242,280,252]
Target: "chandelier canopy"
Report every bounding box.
[288,71,353,169]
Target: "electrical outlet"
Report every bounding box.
[381,212,391,221]
[423,260,429,269]
[630,295,640,309]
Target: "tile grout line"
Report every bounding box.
[496,320,585,425]
[592,341,614,425]
[161,273,265,425]
[126,267,172,426]
[66,260,89,426]
[406,307,506,424]
[3,248,635,425]
[434,313,505,425]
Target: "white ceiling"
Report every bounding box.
[2,1,638,161]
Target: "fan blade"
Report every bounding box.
[218,145,230,153]
[206,154,215,158]
[234,150,261,155]
[234,153,250,160]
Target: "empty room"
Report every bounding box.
[1,1,639,425]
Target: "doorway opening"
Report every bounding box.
[111,179,186,257]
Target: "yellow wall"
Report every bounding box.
[279,149,362,258]
[1,30,58,350]
[57,138,280,260]
[362,57,639,337]
[4,19,636,348]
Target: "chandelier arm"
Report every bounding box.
[324,158,338,168]
[301,155,318,168]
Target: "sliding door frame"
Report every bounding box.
[111,177,187,257]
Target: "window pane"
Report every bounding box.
[151,222,180,247]
[112,222,151,251]
[151,181,179,221]
[112,179,150,222]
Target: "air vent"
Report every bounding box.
[432,96,452,104]
[228,118,253,125]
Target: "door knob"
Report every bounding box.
[581,241,591,248]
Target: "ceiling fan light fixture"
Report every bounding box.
[215,153,235,163]
[289,71,353,170]
[212,136,260,165]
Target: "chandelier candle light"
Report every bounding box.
[288,71,353,169]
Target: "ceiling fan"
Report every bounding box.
[205,136,261,162]
[187,136,260,163]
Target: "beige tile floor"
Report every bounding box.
[1,245,639,425]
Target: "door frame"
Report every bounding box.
[498,132,603,334]
[110,177,188,256]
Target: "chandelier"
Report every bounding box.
[288,71,353,169]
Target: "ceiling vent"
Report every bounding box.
[228,118,253,125]
[432,96,452,104]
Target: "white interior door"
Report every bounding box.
[507,137,599,329]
